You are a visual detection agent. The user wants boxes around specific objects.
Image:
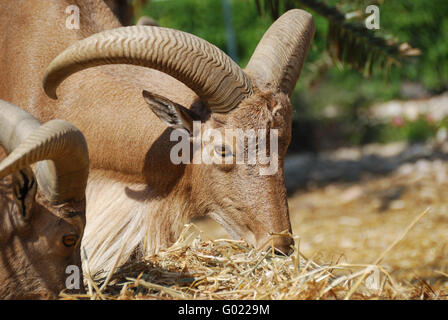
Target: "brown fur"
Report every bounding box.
[0,0,294,273]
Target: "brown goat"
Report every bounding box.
[0,0,315,275]
[0,100,89,299]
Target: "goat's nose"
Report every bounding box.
[272,236,294,256]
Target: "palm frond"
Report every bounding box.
[256,0,420,76]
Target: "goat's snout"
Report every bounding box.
[258,235,294,256]
[272,236,295,256]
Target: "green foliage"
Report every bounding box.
[376,117,444,144]
[379,1,448,91]
[143,0,226,50]
[143,0,272,68]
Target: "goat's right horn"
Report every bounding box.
[245,9,315,97]
[0,100,89,203]
[43,26,253,113]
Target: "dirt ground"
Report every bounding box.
[194,157,448,292]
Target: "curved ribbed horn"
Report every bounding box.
[245,9,315,96]
[43,26,252,113]
[0,100,89,203]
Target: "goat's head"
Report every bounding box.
[42,9,314,255]
[0,101,89,299]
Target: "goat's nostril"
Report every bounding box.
[272,236,295,256]
[273,246,294,256]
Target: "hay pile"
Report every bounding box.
[62,213,447,300]
[61,156,448,300]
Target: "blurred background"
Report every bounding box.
[109,0,448,289]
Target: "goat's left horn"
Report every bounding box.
[245,9,315,96]
[0,101,89,203]
[43,26,253,113]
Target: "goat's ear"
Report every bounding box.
[143,90,200,134]
[12,167,37,222]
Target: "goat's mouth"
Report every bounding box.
[206,201,294,256]
[209,211,294,256]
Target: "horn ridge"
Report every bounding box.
[0,101,89,203]
[43,26,253,113]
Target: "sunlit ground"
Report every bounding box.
[194,158,448,292]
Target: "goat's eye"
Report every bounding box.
[62,235,79,247]
[214,145,232,157]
